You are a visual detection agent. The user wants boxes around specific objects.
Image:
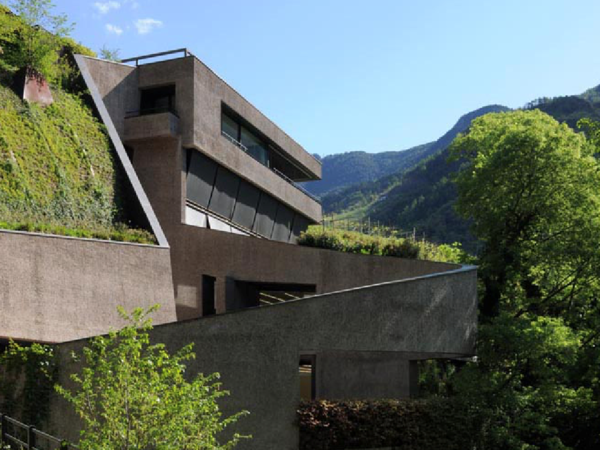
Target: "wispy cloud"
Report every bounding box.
[125,0,140,9]
[134,18,163,35]
[94,1,121,14]
[105,23,123,35]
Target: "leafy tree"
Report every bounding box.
[56,306,249,450]
[451,109,600,321]
[0,340,57,426]
[99,45,120,62]
[448,110,600,449]
[3,0,73,79]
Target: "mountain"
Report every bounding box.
[321,85,600,252]
[305,144,434,197]
[321,104,509,219]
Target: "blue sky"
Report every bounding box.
[38,1,600,156]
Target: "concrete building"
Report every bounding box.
[0,49,477,449]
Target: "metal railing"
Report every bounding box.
[121,48,192,66]
[221,131,321,204]
[0,413,77,450]
[271,167,321,203]
[125,106,179,119]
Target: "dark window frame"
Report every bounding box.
[139,84,178,117]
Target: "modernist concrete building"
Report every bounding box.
[0,49,478,449]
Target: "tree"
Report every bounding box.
[447,110,600,449]
[99,45,120,62]
[6,0,73,79]
[451,109,600,321]
[56,306,249,450]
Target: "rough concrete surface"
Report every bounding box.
[0,230,177,342]
[48,267,476,449]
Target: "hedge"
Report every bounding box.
[298,398,481,450]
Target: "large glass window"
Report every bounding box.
[221,112,239,141]
[221,108,270,168]
[241,126,270,167]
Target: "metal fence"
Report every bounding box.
[0,413,77,450]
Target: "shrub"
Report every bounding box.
[298,226,468,263]
[298,398,480,450]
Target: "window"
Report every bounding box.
[221,112,239,141]
[221,108,270,168]
[241,126,269,167]
[140,85,176,116]
[202,275,216,316]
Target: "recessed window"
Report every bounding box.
[221,108,270,168]
[140,85,176,116]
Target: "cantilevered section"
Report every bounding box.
[76,51,322,225]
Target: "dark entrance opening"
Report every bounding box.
[202,275,216,316]
[226,280,316,311]
[300,354,316,400]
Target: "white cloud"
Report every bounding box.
[134,18,163,35]
[128,0,140,9]
[105,23,123,35]
[94,1,121,14]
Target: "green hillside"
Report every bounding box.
[0,5,154,243]
[305,143,434,197]
[323,88,600,251]
[321,105,508,243]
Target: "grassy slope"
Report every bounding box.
[0,84,154,243]
[0,6,155,244]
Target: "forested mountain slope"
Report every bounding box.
[321,105,509,220]
[322,86,600,251]
[305,143,434,197]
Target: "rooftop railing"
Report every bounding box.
[121,48,192,66]
[221,131,321,204]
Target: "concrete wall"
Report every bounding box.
[83,56,322,223]
[47,266,477,449]
[172,225,459,320]
[124,112,179,142]
[315,352,419,400]
[137,57,321,180]
[133,57,322,223]
[80,58,138,137]
[123,128,458,320]
[0,230,177,343]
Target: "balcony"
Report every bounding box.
[123,109,180,142]
[221,130,321,204]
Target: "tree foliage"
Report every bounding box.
[1,0,73,79]
[56,306,249,450]
[447,110,600,449]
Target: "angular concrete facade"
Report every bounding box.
[0,50,477,450]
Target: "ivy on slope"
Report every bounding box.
[0,85,154,244]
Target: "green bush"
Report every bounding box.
[298,226,469,263]
[298,398,480,450]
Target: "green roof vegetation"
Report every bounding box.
[0,4,155,244]
[298,225,469,264]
